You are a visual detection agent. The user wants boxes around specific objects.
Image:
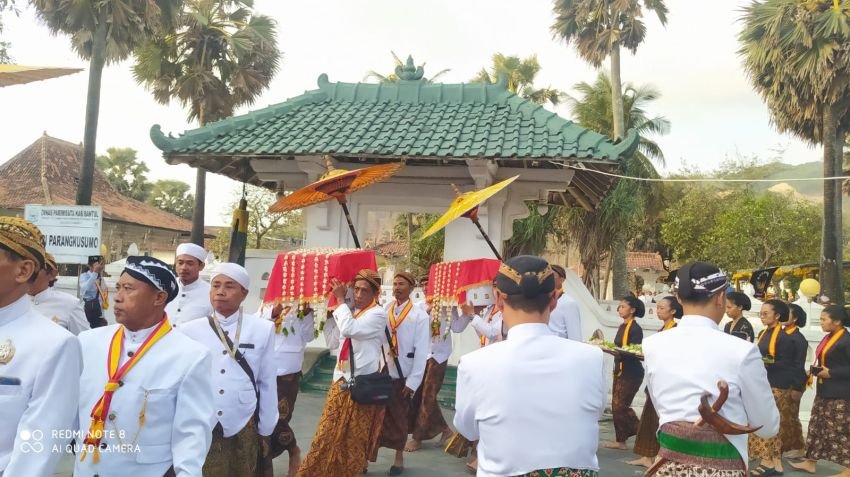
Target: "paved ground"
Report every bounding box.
[54,391,843,476]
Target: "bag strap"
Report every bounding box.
[384,327,406,382]
[208,316,260,420]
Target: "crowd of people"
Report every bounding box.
[2,214,850,477]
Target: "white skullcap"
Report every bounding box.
[176,243,207,263]
[212,262,250,290]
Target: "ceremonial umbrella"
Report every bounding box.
[0,65,82,87]
[268,158,403,248]
[419,175,519,260]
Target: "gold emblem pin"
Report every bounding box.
[0,339,15,365]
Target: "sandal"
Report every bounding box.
[749,465,782,476]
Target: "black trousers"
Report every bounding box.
[83,299,108,328]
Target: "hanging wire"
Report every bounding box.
[552,161,850,183]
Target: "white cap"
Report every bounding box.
[212,262,250,290]
[176,243,207,263]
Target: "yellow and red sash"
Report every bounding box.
[95,278,109,310]
[617,319,634,376]
[757,324,781,362]
[809,327,846,387]
[338,302,376,370]
[81,316,172,464]
[389,300,413,355]
[480,306,499,347]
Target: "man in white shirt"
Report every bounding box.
[297,269,388,477]
[642,261,779,476]
[547,264,583,341]
[0,217,82,477]
[454,255,606,477]
[75,255,214,477]
[180,263,278,477]
[166,243,212,326]
[373,271,430,475]
[406,299,472,452]
[29,253,90,335]
[260,303,315,477]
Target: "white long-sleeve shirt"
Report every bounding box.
[383,299,430,392]
[643,315,780,466]
[260,307,316,376]
[454,323,605,476]
[30,286,90,335]
[548,291,583,341]
[166,279,213,326]
[470,305,503,346]
[0,295,82,477]
[429,306,475,364]
[329,303,388,383]
[179,310,278,437]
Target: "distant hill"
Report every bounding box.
[715,161,825,201]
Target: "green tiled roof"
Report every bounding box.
[150,73,639,161]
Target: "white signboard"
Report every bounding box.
[24,205,102,264]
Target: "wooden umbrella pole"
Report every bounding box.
[470,216,502,261]
[336,196,361,249]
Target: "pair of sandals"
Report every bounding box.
[363,465,404,476]
[750,464,783,476]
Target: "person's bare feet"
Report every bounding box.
[287,445,302,477]
[437,428,453,447]
[404,439,422,452]
[789,459,817,474]
[465,458,478,475]
[603,441,627,450]
[784,449,806,459]
[626,456,653,468]
[830,468,850,477]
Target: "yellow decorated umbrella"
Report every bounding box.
[0,65,82,87]
[269,157,403,248]
[420,175,519,260]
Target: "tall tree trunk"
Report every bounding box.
[76,23,108,205]
[609,41,626,141]
[821,106,845,305]
[190,108,207,245]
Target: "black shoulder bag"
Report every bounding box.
[345,329,404,405]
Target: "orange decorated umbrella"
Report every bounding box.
[420,175,519,260]
[269,157,403,248]
[0,65,82,87]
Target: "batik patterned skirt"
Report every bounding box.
[612,374,642,443]
[203,420,259,477]
[780,388,804,452]
[634,393,660,458]
[296,379,384,477]
[748,387,790,460]
[371,379,410,457]
[268,372,301,459]
[805,395,850,467]
[650,462,745,477]
[649,421,746,477]
[517,468,598,476]
[411,358,449,441]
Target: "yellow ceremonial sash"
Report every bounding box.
[338,302,377,370]
[784,325,798,335]
[662,320,677,331]
[617,319,635,376]
[81,317,172,464]
[389,300,413,354]
[757,324,781,363]
[480,306,498,347]
[95,278,109,310]
[809,327,846,387]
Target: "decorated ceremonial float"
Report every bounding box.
[260,248,377,336]
[424,257,500,335]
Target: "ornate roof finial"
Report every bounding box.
[395,55,424,81]
[324,154,335,171]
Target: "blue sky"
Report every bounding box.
[0,0,822,225]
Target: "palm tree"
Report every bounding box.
[133,0,281,245]
[470,53,566,106]
[739,0,849,304]
[32,0,181,206]
[551,0,668,298]
[364,51,450,84]
[562,71,669,297]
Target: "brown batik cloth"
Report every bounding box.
[519,469,598,476]
[648,421,746,477]
[612,374,642,442]
[369,379,410,458]
[296,379,384,477]
[268,372,302,460]
[410,358,449,441]
[805,396,850,467]
[748,387,790,461]
[444,432,475,458]
[633,393,661,458]
[202,420,259,477]
[781,389,805,453]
